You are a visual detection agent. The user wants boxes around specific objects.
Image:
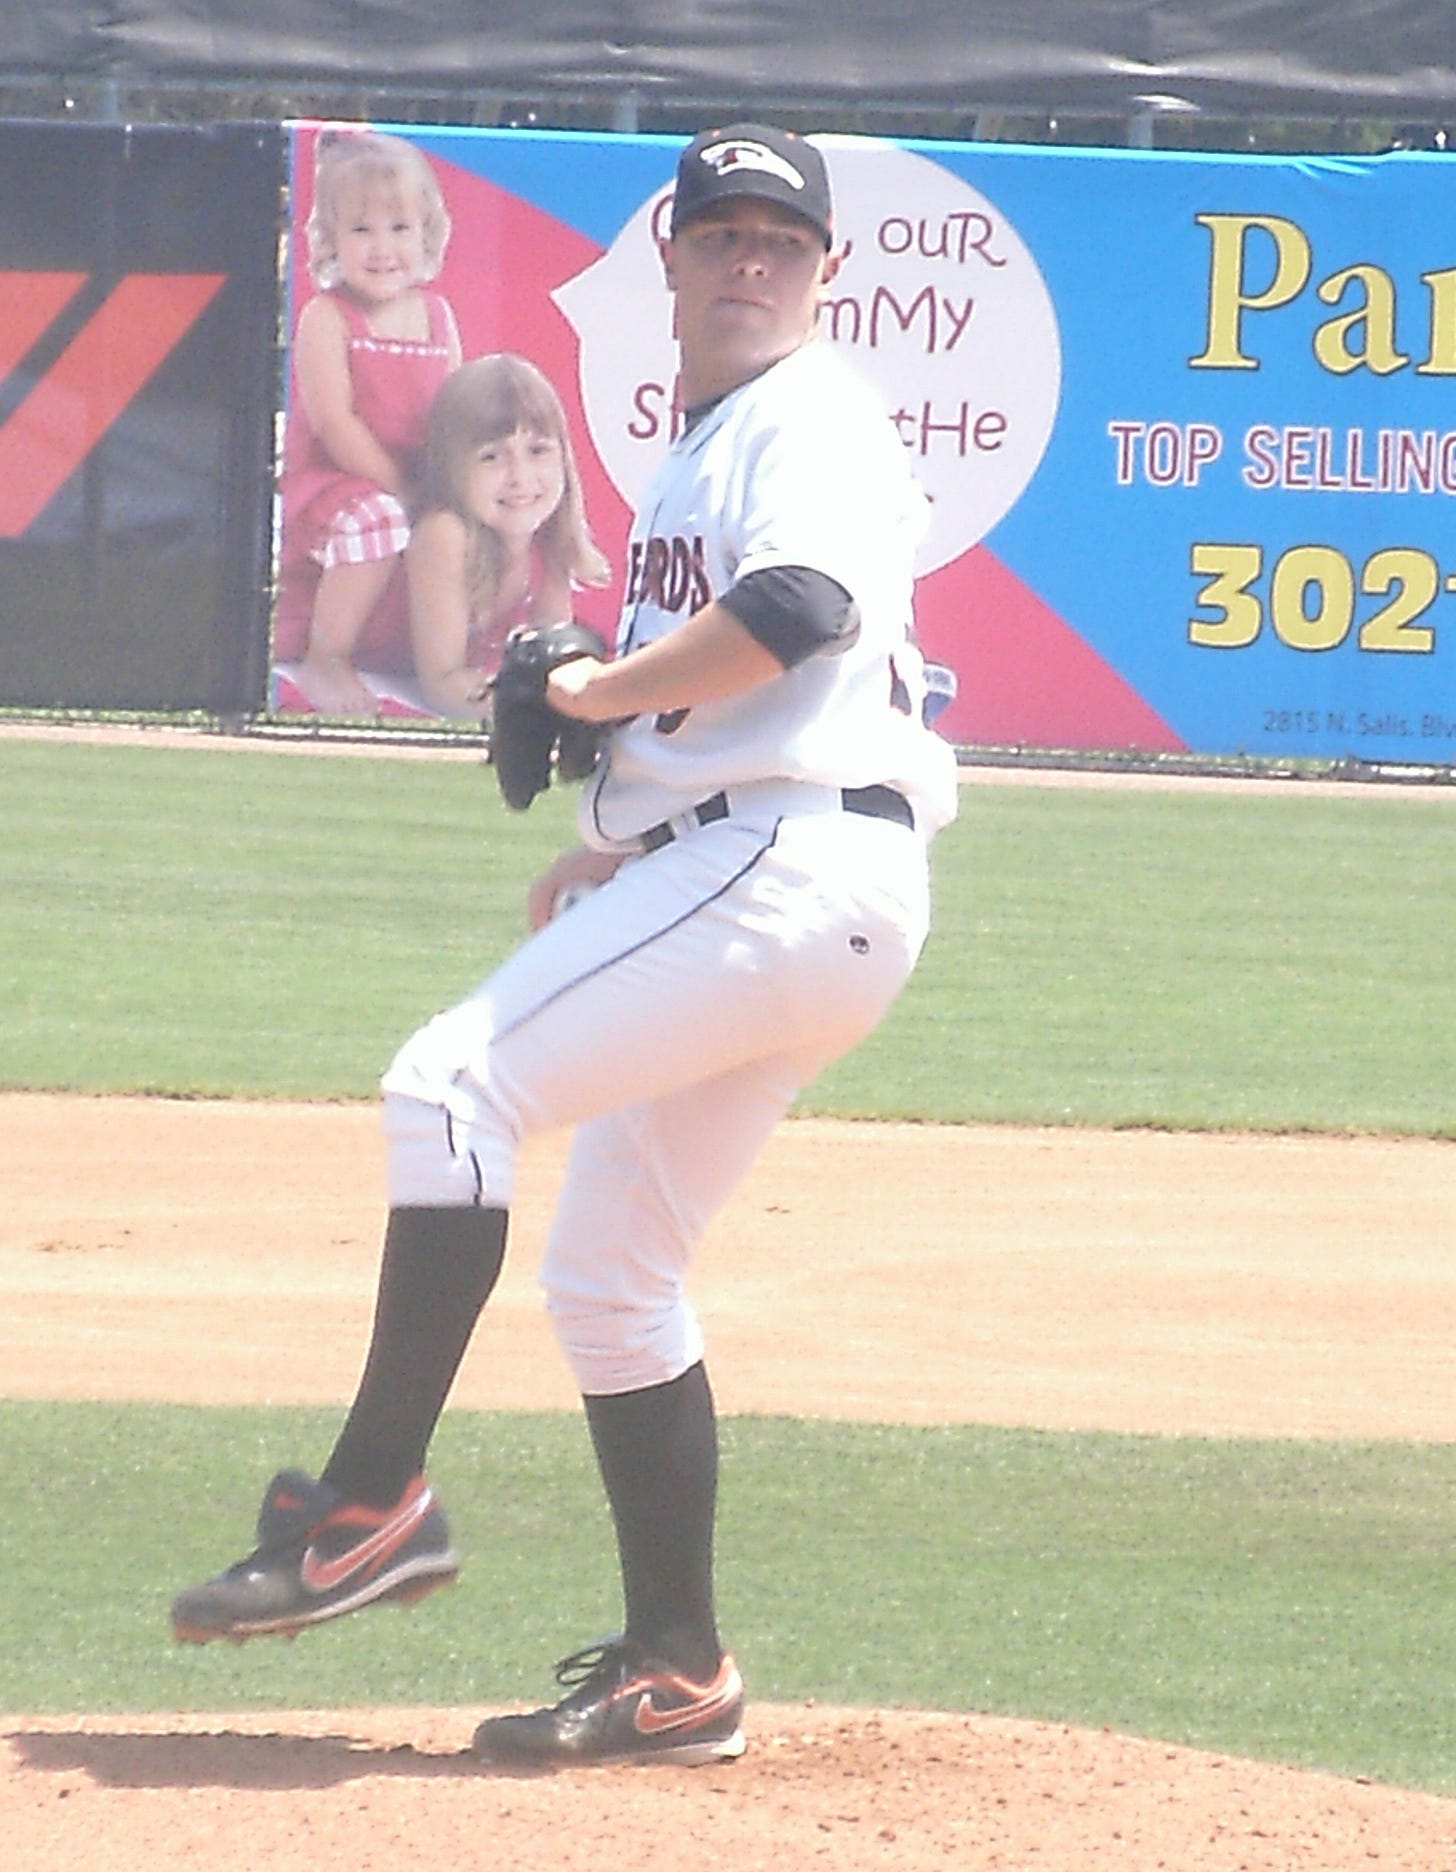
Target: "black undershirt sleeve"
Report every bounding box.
[717,565,861,669]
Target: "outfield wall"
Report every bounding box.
[0,123,282,714]
[2,118,1454,767]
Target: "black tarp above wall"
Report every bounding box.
[3,1,1456,117]
[0,123,284,712]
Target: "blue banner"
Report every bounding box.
[273,124,1456,765]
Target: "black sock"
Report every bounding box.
[321,1204,508,1507]
[583,1362,723,1682]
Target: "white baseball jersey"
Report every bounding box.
[383,334,957,1400]
[579,341,959,849]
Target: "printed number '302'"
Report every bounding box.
[1189,542,1438,653]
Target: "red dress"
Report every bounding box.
[272,288,456,670]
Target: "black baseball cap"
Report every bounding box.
[670,123,834,248]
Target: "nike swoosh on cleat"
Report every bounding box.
[298,1486,435,1595]
[632,1665,742,1737]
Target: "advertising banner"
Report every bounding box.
[274,124,1456,764]
[0,123,283,713]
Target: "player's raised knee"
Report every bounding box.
[544,1286,704,1395]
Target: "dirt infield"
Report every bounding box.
[3,1093,1454,1869]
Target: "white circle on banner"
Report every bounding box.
[552,138,1061,575]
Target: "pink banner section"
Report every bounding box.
[915,547,1183,752]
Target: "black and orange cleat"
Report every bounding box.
[472,1640,745,1768]
[170,1469,458,1643]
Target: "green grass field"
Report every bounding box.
[2,733,1453,1791]
[6,1401,1455,1793]
[3,734,1454,1132]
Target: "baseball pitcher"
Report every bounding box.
[172,122,958,1769]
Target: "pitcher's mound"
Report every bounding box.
[7,1704,1454,1872]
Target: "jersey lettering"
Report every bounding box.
[626,533,713,615]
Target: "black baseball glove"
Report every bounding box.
[488,620,608,811]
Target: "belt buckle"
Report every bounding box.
[641,791,729,854]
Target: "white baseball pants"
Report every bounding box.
[380,799,930,1396]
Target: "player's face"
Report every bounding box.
[662,199,840,401]
[332,183,429,304]
[462,427,566,541]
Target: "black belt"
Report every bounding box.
[640,783,914,853]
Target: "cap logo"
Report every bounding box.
[698,138,805,192]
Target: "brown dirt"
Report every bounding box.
[3,1092,1454,1870]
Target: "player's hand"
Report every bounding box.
[544,655,603,718]
[527,846,626,932]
